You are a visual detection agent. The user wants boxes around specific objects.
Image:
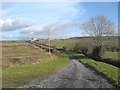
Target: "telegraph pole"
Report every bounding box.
[48,27,51,55]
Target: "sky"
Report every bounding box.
[0,1,118,41]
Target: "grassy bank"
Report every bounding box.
[73,53,120,88]
[2,54,70,88]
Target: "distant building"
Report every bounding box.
[31,38,37,41]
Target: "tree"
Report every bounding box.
[80,15,115,58]
[81,15,115,46]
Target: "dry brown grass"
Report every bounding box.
[2,41,50,67]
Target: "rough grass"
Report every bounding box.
[2,53,70,88]
[2,42,46,57]
[104,52,119,59]
[0,67,2,88]
[73,53,120,88]
[2,42,47,67]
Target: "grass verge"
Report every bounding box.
[2,53,70,88]
[73,52,120,88]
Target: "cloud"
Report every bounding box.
[21,25,43,35]
[1,2,86,40]
[0,19,3,29]
[3,2,85,25]
[20,21,82,39]
[1,19,34,31]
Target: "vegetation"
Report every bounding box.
[80,15,115,46]
[73,52,120,88]
[104,52,119,59]
[74,41,120,67]
[2,53,70,88]
[2,41,47,67]
[2,36,119,88]
[1,14,119,88]
[75,15,118,63]
[74,37,119,52]
[72,36,119,67]
[40,39,77,49]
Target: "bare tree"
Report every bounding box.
[81,15,115,46]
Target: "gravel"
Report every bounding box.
[23,54,114,88]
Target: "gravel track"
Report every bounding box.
[23,53,114,88]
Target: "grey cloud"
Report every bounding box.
[20,22,82,39]
[1,19,34,31]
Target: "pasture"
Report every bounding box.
[40,39,78,49]
[104,52,119,59]
[2,41,47,67]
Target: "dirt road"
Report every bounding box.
[24,53,114,88]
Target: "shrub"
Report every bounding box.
[81,47,91,56]
[116,48,120,52]
[63,46,66,51]
[74,41,93,56]
[104,42,119,52]
[66,43,75,51]
[73,43,81,52]
[51,46,59,55]
[91,46,105,60]
[102,58,120,68]
[10,57,22,64]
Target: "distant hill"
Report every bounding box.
[68,36,119,40]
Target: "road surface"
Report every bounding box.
[24,53,114,88]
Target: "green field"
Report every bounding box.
[2,53,70,88]
[41,39,77,49]
[73,53,120,88]
[104,52,119,59]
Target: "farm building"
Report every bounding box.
[31,38,37,41]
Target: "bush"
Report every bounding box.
[81,47,92,56]
[63,46,66,51]
[102,58,120,68]
[116,48,120,52]
[10,57,22,64]
[51,46,59,55]
[65,43,75,51]
[74,41,93,56]
[74,43,81,52]
[91,46,105,60]
[104,42,119,52]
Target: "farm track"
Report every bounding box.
[23,53,114,88]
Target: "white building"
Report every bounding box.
[31,38,37,41]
